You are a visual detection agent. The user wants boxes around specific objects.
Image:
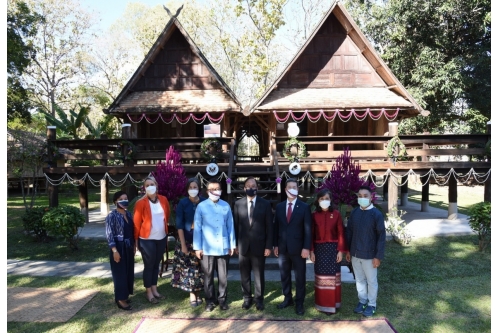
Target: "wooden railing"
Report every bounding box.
[270,135,490,172]
[50,137,234,166]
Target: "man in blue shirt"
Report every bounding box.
[194,178,236,312]
[346,185,386,318]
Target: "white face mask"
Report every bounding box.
[208,190,222,201]
[188,189,199,198]
[145,185,157,195]
[286,188,298,198]
[358,197,370,208]
[319,200,330,209]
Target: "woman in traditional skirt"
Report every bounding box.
[105,191,135,310]
[171,178,206,306]
[310,188,347,314]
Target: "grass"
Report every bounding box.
[7,187,491,332]
[407,183,484,215]
[7,235,491,333]
[7,187,118,263]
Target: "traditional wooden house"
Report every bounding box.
[44,2,490,217]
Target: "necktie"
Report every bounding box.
[249,200,254,225]
[287,202,293,223]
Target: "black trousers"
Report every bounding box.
[278,252,306,304]
[201,255,229,304]
[239,253,266,302]
[109,240,134,301]
[138,236,167,288]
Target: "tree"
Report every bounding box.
[345,0,491,134]
[43,104,90,139]
[235,0,289,98]
[7,0,43,123]
[23,0,96,116]
[7,128,47,210]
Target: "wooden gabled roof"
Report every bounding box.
[106,14,241,114]
[251,1,428,118]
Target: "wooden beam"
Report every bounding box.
[387,122,399,213]
[100,179,109,216]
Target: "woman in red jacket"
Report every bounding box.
[310,188,346,314]
[133,176,170,304]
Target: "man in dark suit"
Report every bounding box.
[273,178,312,316]
[233,177,273,311]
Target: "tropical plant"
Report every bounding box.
[467,201,491,252]
[22,206,49,242]
[43,104,90,139]
[42,205,85,250]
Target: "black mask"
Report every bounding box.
[245,188,257,197]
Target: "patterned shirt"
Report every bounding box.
[105,209,133,249]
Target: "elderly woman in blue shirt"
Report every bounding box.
[171,178,206,307]
[193,178,236,312]
[105,190,135,311]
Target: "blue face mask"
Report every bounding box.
[357,197,370,208]
[117,200,129,209]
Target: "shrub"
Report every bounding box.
[42,205,85,250]
[385,207,412,245]
[22,206,49,242]
[468,201,491,251]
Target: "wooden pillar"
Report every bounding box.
[46,126,59,208]
[268,115,277,165]
[79,178,89,223]
[327,118,334,151]
[100,134,109,215]
[383,175,388,201]
[121,123,138,201]
[448,175,458,220]
[387,122,399,212]
[421,172,430,212]
[401,175,408,206]
[484,121,491,202]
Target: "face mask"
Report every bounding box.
[208,190,222,201]
[245,188,257,197]
[319,200,330,209]
[286,188,298,198]
[145,185,156,195]
[188,189,199,198]
[358,197,370,207]
[117,200,129,209]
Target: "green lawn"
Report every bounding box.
[7,187,491,332]
[7,236,490,333]
[407,183,485,215]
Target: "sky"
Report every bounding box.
[81,0,165,30]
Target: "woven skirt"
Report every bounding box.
[313,242,341,313]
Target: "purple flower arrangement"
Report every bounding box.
[319,147,376,206]
[152,146,188,206]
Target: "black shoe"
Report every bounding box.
[116,300,132,311]
[125,298,132,304]
[205,303,216,312]
[277,299,294,309]
[295,303,305,315]
[242,299,253,310]
[255,302,264,311]
[219,301,229,310]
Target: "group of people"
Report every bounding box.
[105,176,386,318]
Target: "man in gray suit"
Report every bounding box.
[233,177,273,311]
[273,178,312,316]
